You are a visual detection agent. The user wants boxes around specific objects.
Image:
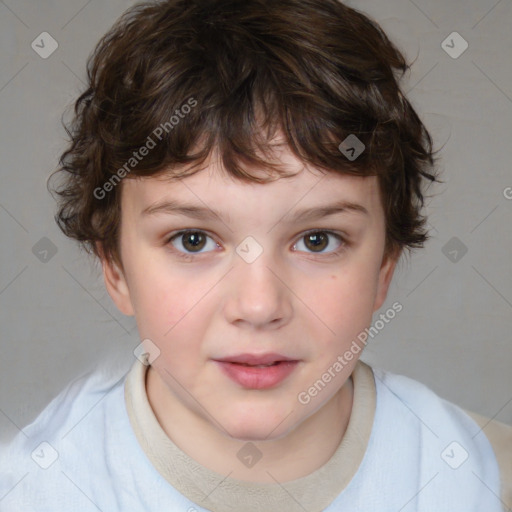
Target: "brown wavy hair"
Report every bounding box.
[48,0,441,270]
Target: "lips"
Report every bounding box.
[212,352,301,389]
[215,361,299,389]
[213,352,297,366]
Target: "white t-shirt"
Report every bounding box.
[0,359,504,512]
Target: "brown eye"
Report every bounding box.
[294,230,344,255]
[169,230,217,256]
[304,232,329,252]
[181,231,206,252]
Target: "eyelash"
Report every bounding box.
[165,229,348,261]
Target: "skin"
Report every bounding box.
[99,146,398,483]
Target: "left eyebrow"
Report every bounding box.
[287,200,369,223]
[140,199,369,223]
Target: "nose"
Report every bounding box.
[223,251,293,330]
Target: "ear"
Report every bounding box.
[97,243,135,316]
[373,249,399,312]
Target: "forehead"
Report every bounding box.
[122,167,382,221]
[120,141,383,225]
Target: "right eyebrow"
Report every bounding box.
[140,200,227,222]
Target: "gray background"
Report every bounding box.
[1,0,511,444]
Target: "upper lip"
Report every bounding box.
[214,353,297,365]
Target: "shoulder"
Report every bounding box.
[464,409,512,510]
[364,365,504,510]
[7,361,128,445]
[372,365,490,441]
[0,362,130,510]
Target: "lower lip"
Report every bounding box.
[215,361,299,389]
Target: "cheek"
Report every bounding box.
[130,269,215,365]
[129,266,193,341]
[303,264,380,342]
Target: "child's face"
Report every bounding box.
[102,146,397,441]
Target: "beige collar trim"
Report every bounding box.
[124,359,376,512]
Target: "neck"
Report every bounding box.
[146,365,354,483]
